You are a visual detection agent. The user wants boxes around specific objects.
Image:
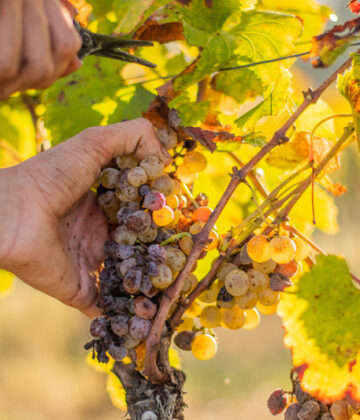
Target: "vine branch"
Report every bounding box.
[144,52,355,384]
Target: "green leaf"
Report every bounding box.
[108,85,155,124]
[43,57,126,145]
[212,11,302,109]
[235,69,292,129]
[230,11,303,86]
[213,68,263,105]
[215,133,266,152]
[242,132,267,147]
[169,92,210,126]
[171,0,243,90]
[113,0,154,34]
[279,255,360,402]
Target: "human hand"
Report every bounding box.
[0,119,171,318]
[0,0,82,100]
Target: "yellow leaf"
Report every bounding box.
[290,185,339,236]
[0,269,15,298]
[267,131,340,174]
[169,348,181,370]
[106,372,127,411]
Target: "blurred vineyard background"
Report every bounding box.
[0,1,359,419]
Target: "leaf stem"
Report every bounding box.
[219,51,310,72]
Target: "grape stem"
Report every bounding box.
[171,124,357,330]
[228,152,269,198]
[144,53,355,384]
[160,232,192,247]
[267,123,354,231]
[180,183,199,208]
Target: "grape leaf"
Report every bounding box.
[113,0,154,34]
[278,255,360,402]
[258,1,332,47]
[43,56,126,145]
[108,86,155,125]
[170,0,243,90]
[235,69,292,129]
[134,19,185,43]
[169,92,210,126]
[220,11,303,126]
[212,68,263,106]
[266,131,340,173]
[106,371,127,411]
[290,185,339,235]
[0,269,15,298]
[0,102,36,168]
[338,53,360,151]
[230,11,302,86]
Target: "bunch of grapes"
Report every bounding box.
[267,380,356,420]
[174,232,311,361]
[85,149,214,366]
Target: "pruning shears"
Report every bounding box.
[74,21,157,68]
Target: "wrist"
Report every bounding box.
[0,166,22,270]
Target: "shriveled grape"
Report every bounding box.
[151,174,174,196]
[143,191,166,212]
[134,296,157,319]
[129,316,152,340]
[100,167,121,189]
[116,155,138,169]
[127,166,148,187]
[165,246,186,272]
[151,264,173,289]
[111,314,129,336]
[113,225,137,245]
[140,156,164,180]
[125,210,151,234]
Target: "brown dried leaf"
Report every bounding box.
[308,17,360,68]
[320,177,347,197]
[134,20,185,44]
[181,126,235,152]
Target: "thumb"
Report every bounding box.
[22,119,171,217]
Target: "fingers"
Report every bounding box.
[91,119,172,164]
[0,0,81,99]
[62,55,83,77]
[0,0,54,97]
[0,0,23,85]
[44,0,82,81]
